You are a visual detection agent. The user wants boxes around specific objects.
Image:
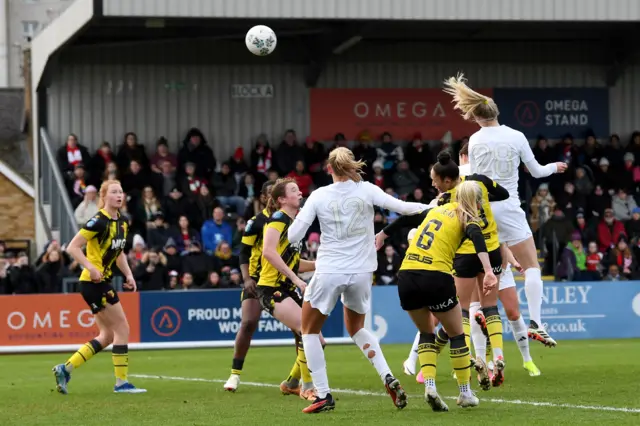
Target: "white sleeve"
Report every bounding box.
[468,138,477,173]
[368,183,429,215]
[519,135,558,178]
[288,194,317,244]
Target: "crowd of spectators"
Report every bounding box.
[2,128,638,294]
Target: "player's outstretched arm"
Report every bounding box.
[519,134,566,177]
[370,182,429,215]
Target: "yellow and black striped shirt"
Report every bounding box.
[257,210,301,288]
[78,209,128,281]
[240,209,270,280]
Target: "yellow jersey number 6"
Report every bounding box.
[416,219,443,251]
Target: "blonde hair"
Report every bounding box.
[328,147,365,182]
[443,73,499,122]
[266,177,296,214]
[455,181,482,228]
[98,179,122,209]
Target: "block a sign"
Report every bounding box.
[231,84,274,98]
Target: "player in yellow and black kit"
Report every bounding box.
[431,151,510,389]
[52,180,145,395]
[257,178,318,401]
[377,180,498,412]
[224,181,308,396]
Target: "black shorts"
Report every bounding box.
[240,276,259,302]
[79,281,120,314]
[256,283,302,315]
[397,270,458,313]
[453,248,503,278]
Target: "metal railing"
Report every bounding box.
[38,127,79,245]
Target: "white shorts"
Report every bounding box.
[499,264,516,291]
[304,272,372,316]
[490,199,533,246]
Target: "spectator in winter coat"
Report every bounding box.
[597,208,627,253]
[573,209,597,247]
[588,185,611,219]
[582,134,603,171]
[604,134,625,170]
[213,162,245,215]
[608,236,636,279]
[163,238,182,274]
[116,132,150,172]
[204,271,229,289]
[573,167,594,197]
[150,137,177,174]
[603,264,627,281]
[376,132,403,175]
[530,183,556,232]
[229,147,250,178]
[182,241,217,287]
[201,207,233,253]
[67,163,89,207]
[287,160,314,197]
[120,159,151,200]
[35,248,69,293]
[194,185,217,228]
[275,129,303,175]
[392,161,420,199]
[352,131,378,179]
[162,187,195,227]
[88,141,113,185]
[302,136,326,178]
[179,162,207,200]
[371,161,386,189]
[612,188,638,222]
[146,212,175,248]
[74,185,99,225]
[177,128,216,180]
[134,249,169,291]
[214,241,239,275]
[157,159,177,198]
[404,133,434,182]
[542,208,574,275]
[585,242,603,280]
[625,208,640,242]
[7,252,37,294]
[557,232,587,281]
[376,245,402,285]
[56,133,91,178]
[594,158,617,194]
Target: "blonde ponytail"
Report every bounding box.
[328,147,365,182]
[443,73,499,122]
[455,181,482,228]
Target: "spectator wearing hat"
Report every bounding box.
[128,234,147,269]
[229,147,249,177]
[371,161,386,189]
[167,270,180,290]
[213,162,245,216]
[116,131,150,173]
[612,188,638,222]
[302,136,326,177]
[178,128,216,180]
[227,268,243,288]
[182,241,216,287]
[573,209,597,247]
[594,157,616,194]
[585,242,603,280]
[150,137,177,174]
[162,187,195,227]
[530,183,556,232]
[74,185,99,225]
[608,236,636,279]
[404,132,434,184]
[56,133,91,177]
[134,248,168,291]
[202,207,233,253]
[163,238,182,273]
[573,167,594,197]
[276,129,303,176]
[597,208,627,253]
[557,231,588,281]
[376,132,403,178]
[287,160,314,198]
[302,232,320,261]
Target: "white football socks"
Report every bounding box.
[301,333,329,398]
[469,302,486,363]
[407,331,420,368]
[352,328,392,382]
[510,315,532,362]
[524,267,543,327]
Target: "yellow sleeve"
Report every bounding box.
[266,220,286,234]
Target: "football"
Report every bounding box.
[245,25,277,56]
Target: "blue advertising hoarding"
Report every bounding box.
[492,88,609,139]
[140,289,345,343]
[367,281,640,344]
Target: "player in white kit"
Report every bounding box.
[288,147,429,414]
[443,74,567,347]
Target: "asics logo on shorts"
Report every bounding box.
[428,297,456,311]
